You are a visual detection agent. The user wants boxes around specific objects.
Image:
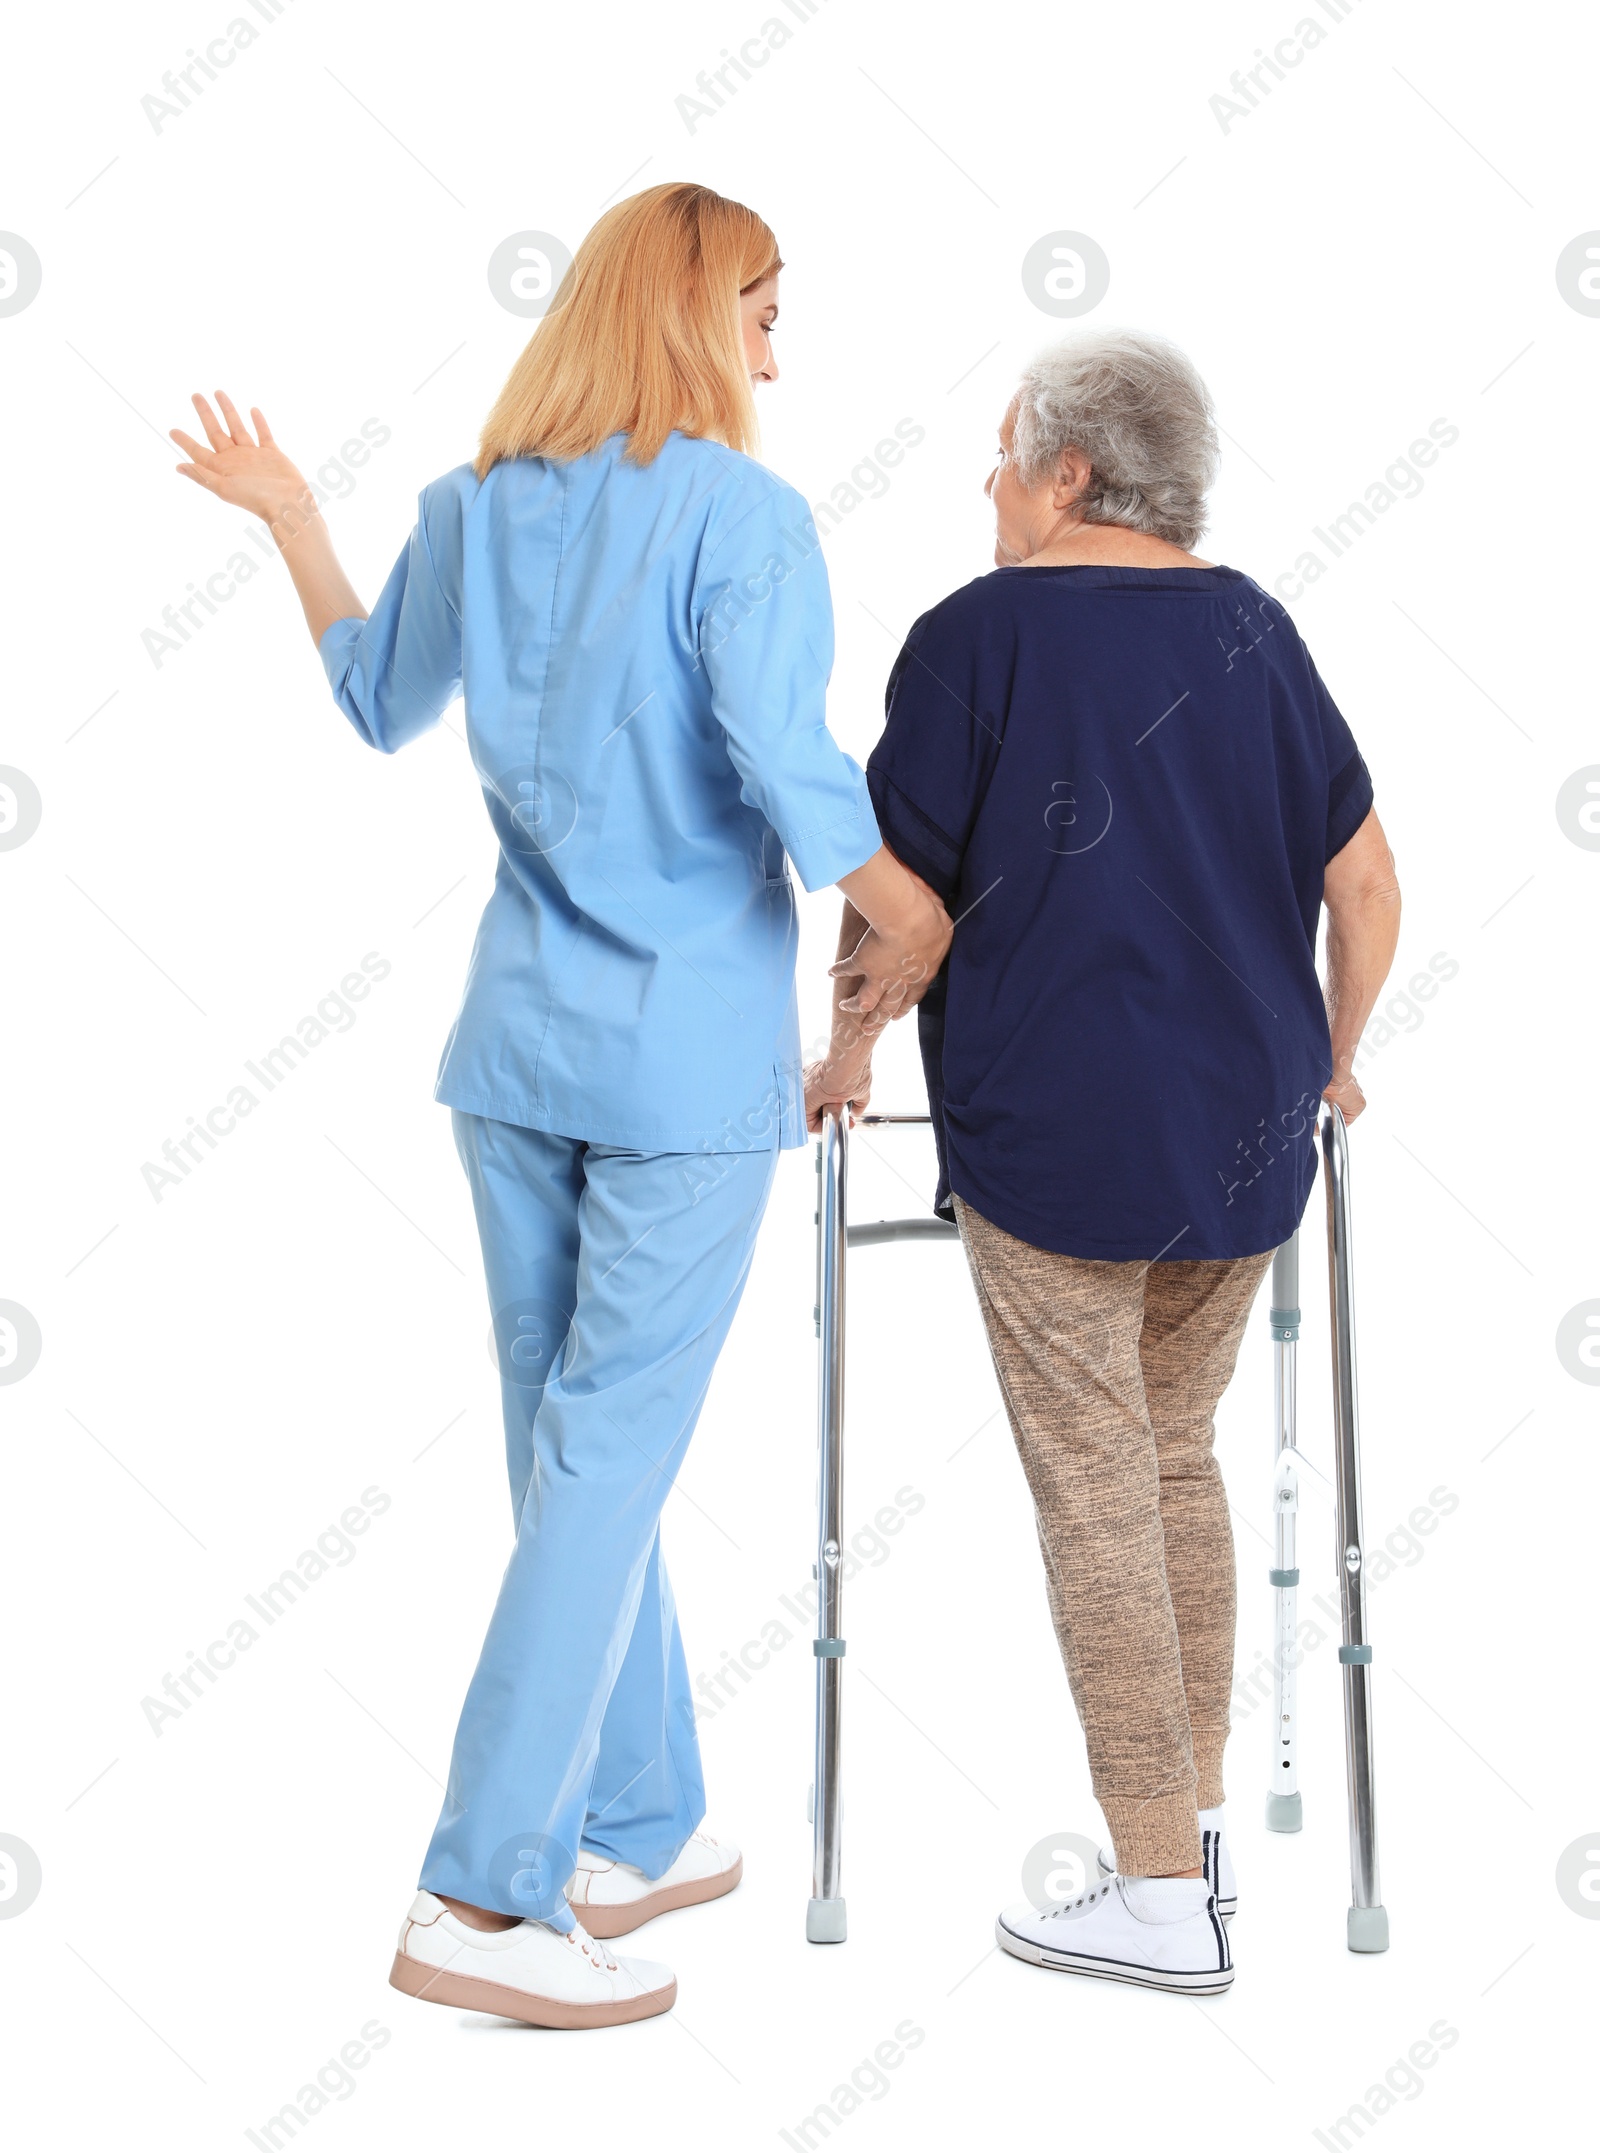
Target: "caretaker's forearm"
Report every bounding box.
[827,899,880,1061]
[837,849,931,944]
[271,504,367,646]
[831,847,953,1021]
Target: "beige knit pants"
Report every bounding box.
[956,1198,1272,1877]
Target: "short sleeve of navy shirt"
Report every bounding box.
[866,565,1374,1262]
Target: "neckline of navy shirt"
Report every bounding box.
[992,562,1247,591]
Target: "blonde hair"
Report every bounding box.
[474,183,781,478]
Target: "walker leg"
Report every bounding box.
[1319,1103,1389,1953]
[808,1112,848,1943]
[1266,1231,1304,1833]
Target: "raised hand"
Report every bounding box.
[170,391,314,536]
[167,389,366,642]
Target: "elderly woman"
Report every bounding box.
[808,330,1400,1995]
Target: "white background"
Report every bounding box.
[2,0,1594,2145]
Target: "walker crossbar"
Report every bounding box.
[807,1110,957,1944]
[1264,1102,1389,1952]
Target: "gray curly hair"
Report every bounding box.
[1008,329,1219,551]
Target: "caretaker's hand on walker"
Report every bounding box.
[168,391,366,643]
[833,847,952,1021]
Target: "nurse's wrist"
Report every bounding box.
[266,487,328,555]
[838,847,937,938]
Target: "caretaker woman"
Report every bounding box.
[170,182,951,2030]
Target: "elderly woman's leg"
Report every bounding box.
[954,1199,1203,1878]
[1138,1255,1273,1814]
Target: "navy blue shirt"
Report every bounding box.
[866,565,1374,1262]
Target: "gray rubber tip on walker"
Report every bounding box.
[806,1897,847,1944]
[1266,1791,1303,1833]
[1347,1904,1390,1953]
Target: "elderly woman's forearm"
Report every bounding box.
[1321,809,1400,1076]
[1324,882,1402,1076]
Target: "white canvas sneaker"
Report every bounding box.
[565,1829,743,1939]
[389,1892,676,2028]
[1098,1808,1237,1919]
[997,1872,1234,1995]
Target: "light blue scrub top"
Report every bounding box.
[320,432,880,1152]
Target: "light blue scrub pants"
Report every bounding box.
[419,1111,777,1928]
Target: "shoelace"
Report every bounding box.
[566,1925,619,1973]
[1047,1878,1117,1920]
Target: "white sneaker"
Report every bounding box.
[565,1829,742,1939]
[390,1892,676,2028]
[997,1872,1233,1995]
[1098,1808,1236,1920]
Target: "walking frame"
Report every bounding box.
[806,1102,1388,1953]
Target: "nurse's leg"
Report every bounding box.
[419,1141,777,1925]
[450,1109,584,1525]
[425,1112,583,1931]
[581,1526,705,1872]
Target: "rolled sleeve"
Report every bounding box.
[1302,650,1375,862]
[695,487,879,891]
[866,768,964,899]
[864,596,1002,904]
[1326,748,1375,861]
[321,493,463,754]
